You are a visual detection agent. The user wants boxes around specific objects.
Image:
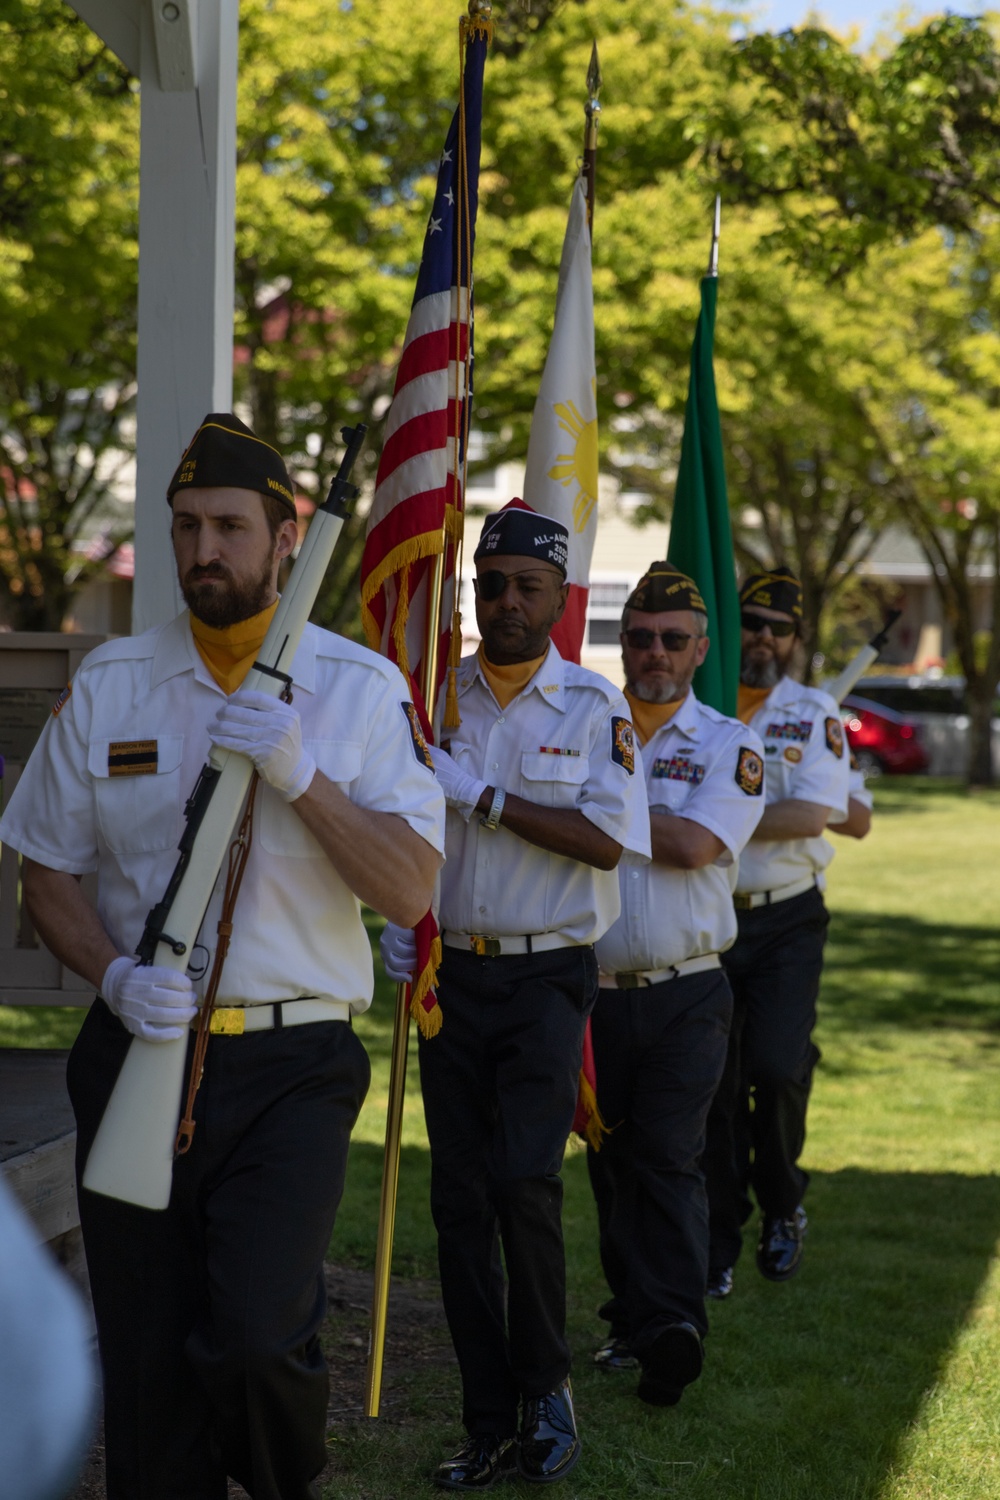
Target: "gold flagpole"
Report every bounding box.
[364,0,490,1417]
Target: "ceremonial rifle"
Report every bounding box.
[826,610,902,708]
[82,424,367,1211]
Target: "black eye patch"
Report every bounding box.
[474,571,508,602]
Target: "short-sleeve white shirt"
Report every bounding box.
[736,674,851,894]
[596,691,766,973]
[0,614,446,1013]
[436,643,650,945]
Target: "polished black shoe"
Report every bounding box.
[517,1380,581,1483]
[636,1322,704,1407]
[432,1435,517,1490]
[756,1205,808,1282]
[706,1265,734,1300]
[593,1337,639,1371]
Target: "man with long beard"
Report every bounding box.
[702,570,850,1294]
[0,413,445,1500]
[585,563,764,1406]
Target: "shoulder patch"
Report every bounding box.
[735,746,764,796]
[611,716,635,775]
[52,683,72,717]
[401,702,434,770]
[825,716,844,759]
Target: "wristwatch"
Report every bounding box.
[480,786,506,831]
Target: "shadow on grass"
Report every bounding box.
[823,909,1000,1034]
[328,1137,1000,1498]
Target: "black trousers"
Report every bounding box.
[68,999,370,1500]
[418,944,597,1438]
[703,887,829,1270]
[586,969,732,1350]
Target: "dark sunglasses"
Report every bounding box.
[622,627,700,652]
[740,611,796,638]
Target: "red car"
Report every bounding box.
[841,695,930,776]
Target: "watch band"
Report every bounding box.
[480,786,506,831]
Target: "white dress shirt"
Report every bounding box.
[735,674,851,895]
[0,614,446,1013]
[596,690,766,973]
[437,643,650,944]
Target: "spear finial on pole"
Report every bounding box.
[707,194,721,278]
[583,41,602,232]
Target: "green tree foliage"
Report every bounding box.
[0,0,137,629]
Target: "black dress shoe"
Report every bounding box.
[636,1322,704,1407]
[517,1380,581,1483]
[706,1265,734,1300]
[756,1205,808,1282]
[593,1337,639,1371]
[432,1435,517,1490]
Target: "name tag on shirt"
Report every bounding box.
[108,740,159,777]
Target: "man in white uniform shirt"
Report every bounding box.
[703,570,850,1294]
[382,501,649,1490]
[0,414,446,1500]
[585,564,765,1407]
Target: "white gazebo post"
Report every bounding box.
[67,0,239,632]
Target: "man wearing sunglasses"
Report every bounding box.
[584,563,765,1407]
[703,570,850,1296]
[380,500,649,1489]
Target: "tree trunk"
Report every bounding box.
[966,679,997,788]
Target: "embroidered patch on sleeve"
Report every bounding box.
[402,702,434,770]
[108,740,158,778]
[52,683,72,717]
[611,716,635,775]
[825,717,845,759]
[735,746,764,796]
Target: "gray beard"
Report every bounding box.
[628,677,687,705]
[740,655,784,690]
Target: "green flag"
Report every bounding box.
[666,275,740,716]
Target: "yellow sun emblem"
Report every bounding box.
[547,398,598,534]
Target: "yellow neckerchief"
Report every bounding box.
[623,687,684,747]
[737,683,772,725]
[477,644,547,710]
[190,600,279,695]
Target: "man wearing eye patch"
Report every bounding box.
[702,569,851,1297]
[583,563,765,1407]
[381,499,650,1489]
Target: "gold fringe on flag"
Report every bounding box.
[576,1068,608,1151]
[409,932,443,1038]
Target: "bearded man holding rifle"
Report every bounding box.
[0,414,445,1500]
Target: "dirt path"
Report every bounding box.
[67,1263,452,1498]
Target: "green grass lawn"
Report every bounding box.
[3,778,1000,1497]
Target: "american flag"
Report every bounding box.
[361,29,487,734]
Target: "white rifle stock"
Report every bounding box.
[826,610,901,708]
[82,424,367,1210]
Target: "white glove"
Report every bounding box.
[101,956,198,1043]
[208,687,316,802]
[380,922,418,984]
[428,744,488,820]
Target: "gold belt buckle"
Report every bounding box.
[615,972,642,990]
[733,893,752,911]
[470,934,502,958]
[209,1007,246,1035]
